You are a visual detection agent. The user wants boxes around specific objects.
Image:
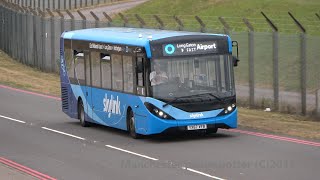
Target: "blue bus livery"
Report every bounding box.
[60,27,239,138]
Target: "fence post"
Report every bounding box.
[77,10,87,29]
[135,14,146,28]
[69,0,71,9]
[243,18,255,108]
[174,15,184,31]
[195,16,206,33]
[218,16,230,34]
[316,13,320,21]
[153,15,164,29]
[103,12,112,26]
[261,12,279,111]
[56,9,65,33]
[288,12,307,115]
[47,8,56,72]
[90,11,100,28]
[119,13,128,27]
[38,8,46,71]
[316,89,320,117]
[66,10,75,30]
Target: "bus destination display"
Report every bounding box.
[162,41,217,56]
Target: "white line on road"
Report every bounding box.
[41,127,86,140]
[105,145,159,161]
[0,115,26,124]
[182,167,226,180]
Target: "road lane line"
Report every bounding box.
[0,115,26,124]
[41,127,86,140]
[105,145,159,161]
[0,157,57,180]
[182,167,226,180]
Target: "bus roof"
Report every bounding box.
[63,27,227,46]
[62,27,231,58]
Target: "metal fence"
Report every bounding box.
[0,3,319,117]
[3,0,121,10]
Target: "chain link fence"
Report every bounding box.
[0,3,319,117]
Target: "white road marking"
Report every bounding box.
[182,167,226,180]
[105,145,159,161]
[0,115,26,124]
[41,127,86,140]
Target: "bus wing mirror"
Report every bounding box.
[232,41,239,67]
[232,56,240,67]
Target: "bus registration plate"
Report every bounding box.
[187,124,207,130]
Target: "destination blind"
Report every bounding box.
[162,41,218,56]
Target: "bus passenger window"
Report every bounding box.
[137,57,144,86]
[91,52,101,88]
[64,48,74,79]
[74,50,85,84]
[101,54,111,89]
[123,56,133,93]
[111,54,123,91]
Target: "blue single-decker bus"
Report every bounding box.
[60,27,238,138]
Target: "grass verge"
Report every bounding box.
[0,50,319,140]
[0,51,60,97]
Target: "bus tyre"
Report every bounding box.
[79,101,89,127]
[128,110,141,139]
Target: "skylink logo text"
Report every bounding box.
[103,94,121,118]
[190,113,204,118]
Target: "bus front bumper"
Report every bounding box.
[145,108,237,135]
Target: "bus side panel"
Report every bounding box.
[89,88,149,133]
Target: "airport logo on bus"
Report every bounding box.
[190,113,204,118]
[164,44,175,54]
[103,94,121,118]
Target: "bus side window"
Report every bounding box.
[123,55,134,93]
[64,47,74,79]
[74,50,85,85]
[101,53,111,89]
[136,57,145,95]
[111,54,123,91]
[91,51,101,88]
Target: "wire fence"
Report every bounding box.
[3,0,123,10]
[0,2,319,117]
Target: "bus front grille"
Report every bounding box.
[61,87,68,110]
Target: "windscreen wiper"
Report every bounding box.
[162,94,199,108]
[162,92,225,108]
[201,93,225,104]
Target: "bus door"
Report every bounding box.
[84,50,93,121]
[134,54,148,131]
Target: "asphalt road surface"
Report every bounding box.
[0,85,319,180]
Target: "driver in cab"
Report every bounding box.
[150,63,168,86]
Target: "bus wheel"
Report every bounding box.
[128,110,141,139]
[79,101,89,127]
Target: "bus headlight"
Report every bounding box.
[218,104,236,116]
[144,103,175,120]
